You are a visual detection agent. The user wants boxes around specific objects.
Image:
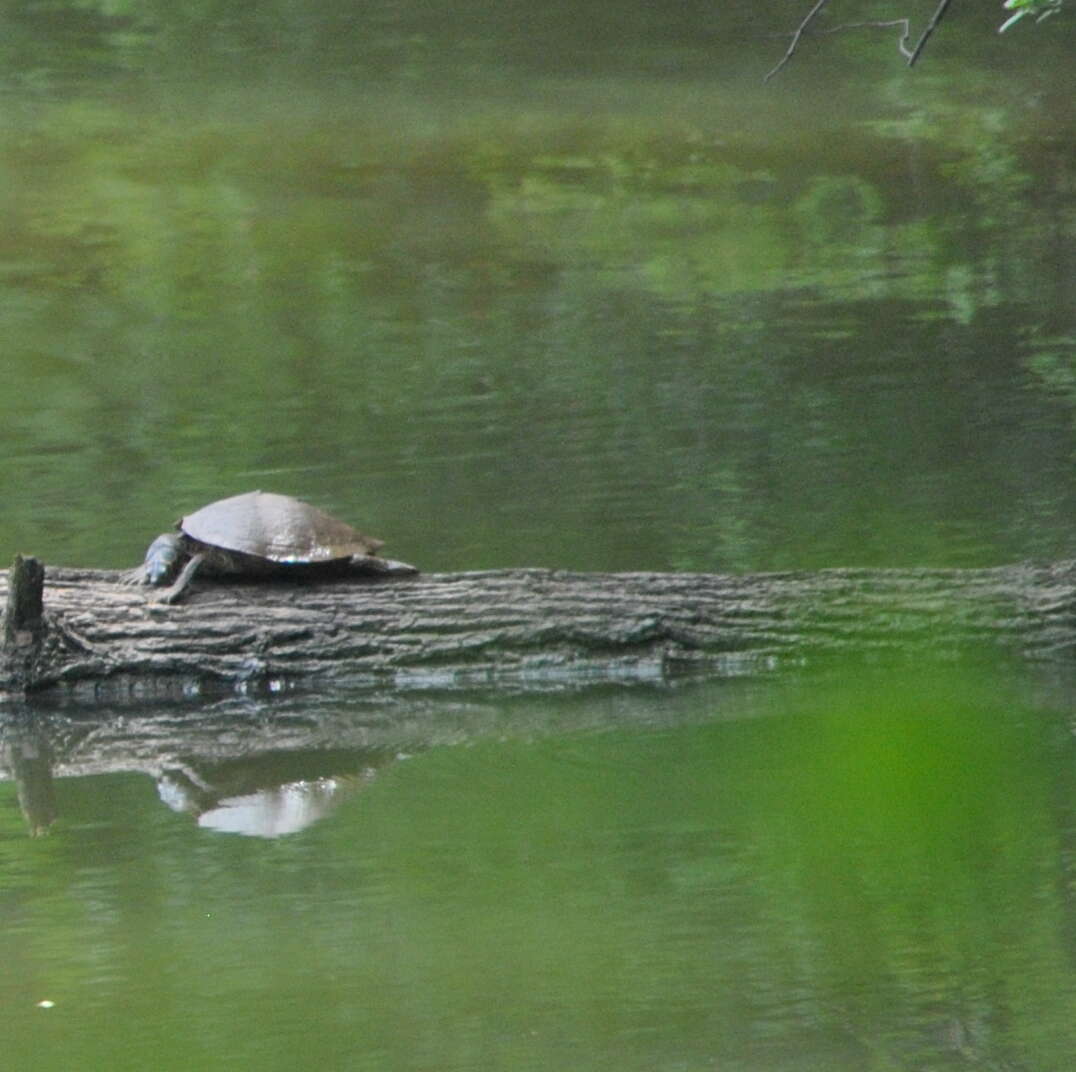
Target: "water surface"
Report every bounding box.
[1,3,1074,1069]
[0,8,1071,574]
[6,669,1076,1069]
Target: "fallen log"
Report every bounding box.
[2,556,1076,699]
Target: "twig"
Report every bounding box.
[822,19,914,59]
[906,0,955,66]
[766,0,958,79]
[764,0,832,83]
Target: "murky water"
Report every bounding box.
[1,22,1073,576]
[6,670,1076,1069]
[1,3,1075,1069]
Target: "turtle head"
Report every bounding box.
[143,532,185,585]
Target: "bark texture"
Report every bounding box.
[3,559,1076,697]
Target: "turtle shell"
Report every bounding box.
[179,491,383,564]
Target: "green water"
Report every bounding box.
[0,9,1072,575]
[2,2,1075,1068]
[5,671,1076,1069]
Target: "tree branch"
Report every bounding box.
[906,0,955,65]
[822,20,914,60]
[764,0,833,82]
[767,0,958,78]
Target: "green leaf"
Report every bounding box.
[999,0,1063,32]
[999,10,1030,31]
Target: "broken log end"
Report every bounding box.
[3,554,45,651]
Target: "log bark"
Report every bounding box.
[3,558,1076,698]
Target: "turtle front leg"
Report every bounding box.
[154,552,208,604]
[123,533,184,586]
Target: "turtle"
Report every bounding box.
[127,490,418,604]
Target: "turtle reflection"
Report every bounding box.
[157,749,395,838]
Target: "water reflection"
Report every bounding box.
[0,697,403,838]
[4,668,1076,1067]
[1,67,1072,578]
[0,682,728,837]
[156,758,383,839]
[157,766,378,843]
[1,726,57,836]
[1,720,383,839]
